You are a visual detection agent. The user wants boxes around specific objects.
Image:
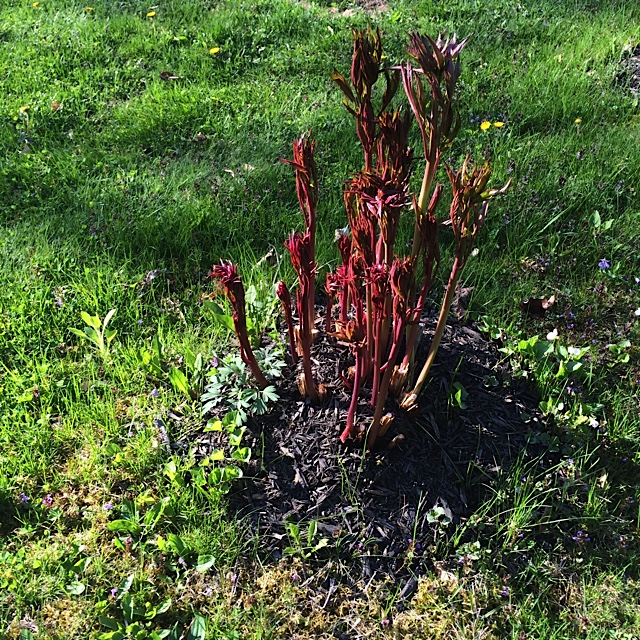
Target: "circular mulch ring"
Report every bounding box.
[189,313,546,589]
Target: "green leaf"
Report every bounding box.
[532,341,554,360]
[262,386,279,403]
[105,442,122,457]
[98,633,125,640]
[213,313,235,333]
[165,622,182,640]
[156,598,172,615]
[99,616,121,631]
[65,581,85,595]
[84,326,99,342]
[103,308,117,328]
[202,300,226,315]
[186,614,207,640]
[245,284,257,305]
[231,447,251,463]
[81,311,101,330]
[69,327,89,340]
[287,521,301,544]
[107,520,141,535]
[119,573,135,595]
[229,429,243,447]
[112,537,126,552]
[167,534,188,556]
[224,465,242,482]
[195,555,216,572]
[169,367,190,395]
[307,520,317,545]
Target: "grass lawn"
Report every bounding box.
[1,0,639,638]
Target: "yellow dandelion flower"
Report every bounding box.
[209,47,220,55]
[32,2,39,6]
[575,118,582,124]
[146,11,156,17]
[85,6,93,10]
[493,121,505,128]
[19,106,30,113]
[480,121,491,131]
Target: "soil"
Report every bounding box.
[187,312,546,587]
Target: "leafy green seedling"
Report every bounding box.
[70,309,117,357]
[97,593,179,640]
[450,381,468,410]
[284,519,329,559]
[62,543,92,596]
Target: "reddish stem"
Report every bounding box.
[276,281,298,365]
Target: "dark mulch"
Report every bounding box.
[617,44,640,95]
[189,313,546,587]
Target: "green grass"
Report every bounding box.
[1,0,639,638]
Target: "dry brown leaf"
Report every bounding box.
[520,295,555,319]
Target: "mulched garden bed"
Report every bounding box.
[187,312,546,587]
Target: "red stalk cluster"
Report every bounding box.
[213,28,508,451]
[281,135,325,405]
[208,261,269,390]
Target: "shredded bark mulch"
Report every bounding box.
[617,44,640,95]
[187,314,546,584]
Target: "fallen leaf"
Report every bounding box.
[159,70,181,81]
[520,295,555,319]
[451,285,474,319]
[51,101,61,112]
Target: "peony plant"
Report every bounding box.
[211,28,509,450]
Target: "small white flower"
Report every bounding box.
[589,416,599,429]
[634,308,640,317]
[568,346,581,356]
[546,328,558,341]
[471,248,479,257]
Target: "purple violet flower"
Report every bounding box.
[598,258,610,270]
[20,493,30,503]
[42,494,54,507]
